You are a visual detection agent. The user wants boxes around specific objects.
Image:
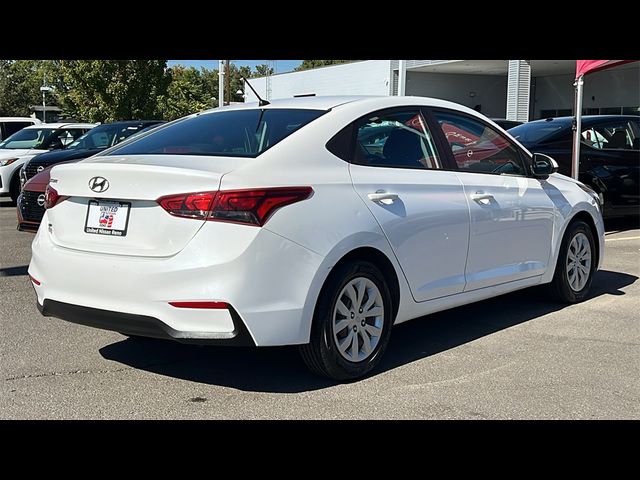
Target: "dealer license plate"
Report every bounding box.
[84,200,131,237]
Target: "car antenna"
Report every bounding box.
[242,76,270,107]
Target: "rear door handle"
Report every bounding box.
[470,192,494,204]
[368,191,399,204]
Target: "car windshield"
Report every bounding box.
[0,128,57,150]
[107,109,326,158]
[68,124,151,150]
[508,122,566,147]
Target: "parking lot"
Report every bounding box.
[1,198,638,419]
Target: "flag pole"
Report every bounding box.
[571,75,584,180]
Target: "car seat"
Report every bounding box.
[382,128,423,167]
[607,130,628,149]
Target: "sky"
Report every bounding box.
[167,60,302,73]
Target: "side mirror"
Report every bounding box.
[531,153,559,178]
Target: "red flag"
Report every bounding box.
[576,60,633,79]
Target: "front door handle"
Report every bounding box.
[368,191,399,204]
[470,192,494,204]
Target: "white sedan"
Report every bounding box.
[29,96,604,380]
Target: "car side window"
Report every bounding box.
[433,110,527,176]
[582,121,638,150]
[354,110,441,169]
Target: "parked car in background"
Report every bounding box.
[0,117,42,141]
[20,120,165,186]
[0,122,95,203]
[30,96,603,380]
[492,118,523,130]
[17,122,165,231]
[509,115,640,218]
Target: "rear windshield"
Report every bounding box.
[508,122,567,147]
[107,109,326,158]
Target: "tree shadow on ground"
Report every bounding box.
[99,269,637,393]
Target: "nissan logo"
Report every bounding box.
[37,194,45,207]
[88,176,109,193]
[37,165,44,173]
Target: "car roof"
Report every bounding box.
[525,115,639,127]
[94,120,164,126]
[197,95,489,118]
[0,117,41,122]
[24,122,97,129]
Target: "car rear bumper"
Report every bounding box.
[29,216,325,346]
[37,299,256,346]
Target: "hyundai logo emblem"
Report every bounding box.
[88,176,109,193]
[37,165,45,173]
[37,194,46,207]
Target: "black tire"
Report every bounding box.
[299,260,394,381]
[549,220,596,303]
[9,173,20,205]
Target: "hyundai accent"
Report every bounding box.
[29,96,604,380]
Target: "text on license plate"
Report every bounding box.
[84,200,131,236]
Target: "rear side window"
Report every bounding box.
[354,110,441,169]
[582,120,640,150]
[108,109,326,158]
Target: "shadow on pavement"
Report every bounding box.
[99,269,637,393]
[0,265,28,277]
[605,216,639,234]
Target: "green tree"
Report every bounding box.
[252,64,274,77]
[57,60,170,122]
[157,66,213,120]
[295,60,349,71]
[0,60,58,117]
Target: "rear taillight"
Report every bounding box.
[44,185,68,209]
[157,187,313,226]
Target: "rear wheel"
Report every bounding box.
[300,260,394,381]
[550,220,596,303]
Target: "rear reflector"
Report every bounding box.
[157,186,313,226]
[29,274,41,286]
[168,301,229,309]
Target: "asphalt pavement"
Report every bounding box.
[1,198,638,419]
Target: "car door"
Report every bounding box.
[580,118,640,215]
[430,108,556,291]
[346,107,471,302]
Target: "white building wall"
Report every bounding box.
[533,65,640,118]
[405,72,508,118]
[243,61,392,102]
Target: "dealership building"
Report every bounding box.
[243,60,639,122]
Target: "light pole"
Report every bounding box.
[40,86,52,123]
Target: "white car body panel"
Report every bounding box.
[29,96,605,346]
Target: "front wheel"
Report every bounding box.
[550,220,596,303]
[299,260,394,381]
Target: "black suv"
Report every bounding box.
[509,115,640,218]
[20,120,164,186]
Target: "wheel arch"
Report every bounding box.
[545,208,603,285]
[566,210,601,269]
[301,243,404,344]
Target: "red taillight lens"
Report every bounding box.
[157,192,216,219]
[157,187,313,226]
[44,185,68,209]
